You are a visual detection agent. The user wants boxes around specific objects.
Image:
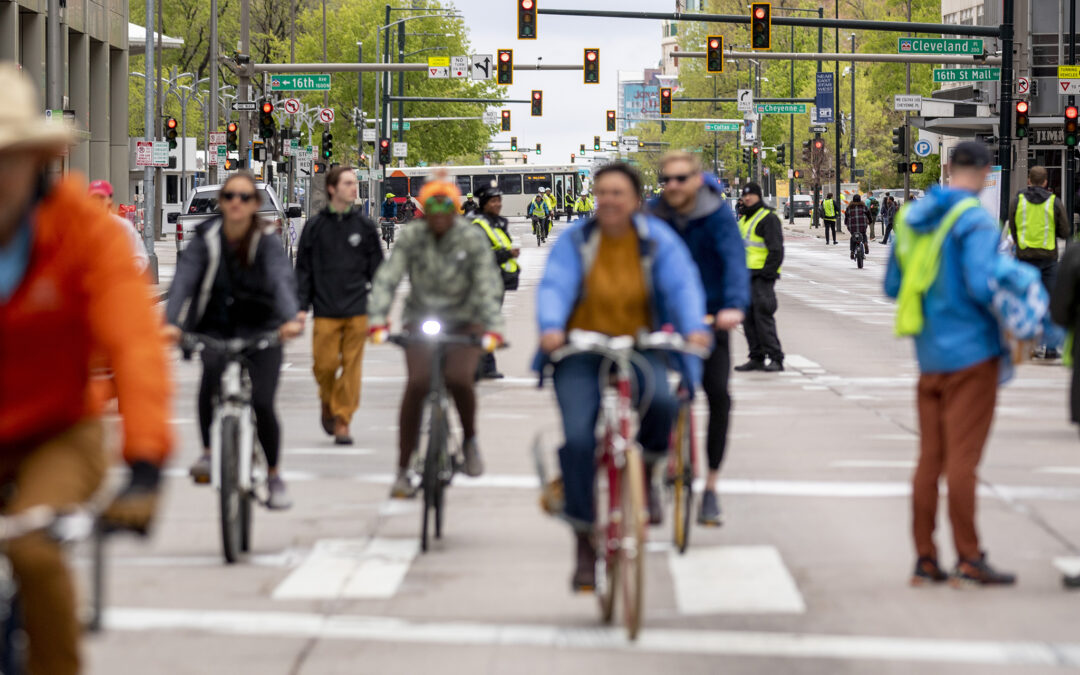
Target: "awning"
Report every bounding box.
[128,23,185,55]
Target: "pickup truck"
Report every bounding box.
[175,183,303,263]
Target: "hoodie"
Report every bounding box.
[1007,185,1070,262]
[648,173,750,313]
[885,185,1007,374]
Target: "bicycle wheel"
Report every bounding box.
[856,243,865,269]
[672,404,693,555]
[219,415,243,564]
[597,474,620,623]
[420,405,447,553]
[621,447,647,640]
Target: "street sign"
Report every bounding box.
[815,72,834,123]
[135,141,154,167]
[471,54,493,80]
[704,122,739,131]
[482,110,499,125]
[451,56,469,78]
[151,140,170,166]
[809,125,828,133]
[1017,77,1031,96]
[283,139,299,156]
[233,101,257,112]
[914,139,933,157]
[362,128,377,142]
[390,121,412,131]
[932,68,1000,83]
[392,142,407,158]
[270,75,331,91]
[318,108,335,124]
[737,89,753,112]
[209,132,226,145]
[893,94,922,111]
[282,98,301,114]
[428,66,449,79]
[1060,79,1080,95]
[428,56,450,68]
[755,103,807,114]
[1059,65,1080,78]
[898,38,982,55]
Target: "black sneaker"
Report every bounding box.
[763,361,785,372]
[1064,573,1080,589]
[734,359,766,372]
[910,556,948,586]
[697,489,722,527]
[572,533,597,592]
[950,553,1016,587]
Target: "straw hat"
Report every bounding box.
[0,62,75,153]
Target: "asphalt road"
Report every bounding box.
[86,217,1080,674]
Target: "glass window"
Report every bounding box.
[455,175,472,195]
[188,194,218,214]
[166,175,178,204]
[384,177,408,196]
[473,175,497,192]
[408,176,427,196]
[523,173,552,193]
[256,188,277,211]
[498,174,522,194]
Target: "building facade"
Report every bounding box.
[660,0,704,77]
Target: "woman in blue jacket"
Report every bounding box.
[536,163,710,591]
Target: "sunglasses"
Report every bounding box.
[424,197,457,215]
[220,191,256,203]
[658,173,694,185]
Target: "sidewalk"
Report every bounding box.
[781,215,890,246]
[150,236,177,301]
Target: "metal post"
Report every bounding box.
[143,0,158,283]
[358,42,364,169]
[239,0,250,171]
[383,6,391,141]
[45,0,61,117]
[834,0,842,214]
[397,22,405,145]
[209,0,219,184]
[180,94,187,204]
[322,0,328,110]
[850,33,856,184]
[1067,0,1076,231]
[813,6,822,231]
[789,23,795,223]
[998,0,1015,225]
[904,0,911,201]
[155,2,164,242]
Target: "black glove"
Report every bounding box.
[102,460,161,536]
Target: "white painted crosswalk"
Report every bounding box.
[272,538,419,600]
[667,546,805,615]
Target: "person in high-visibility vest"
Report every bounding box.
[733,183,785,372]
[541,187,557,232]
[821,192,838,245]
[472,184,520,379]
[885,141,1017,587]
[528,193,550,235]
[573,193,590,218]
[1008,165,1070,359]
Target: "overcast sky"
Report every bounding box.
[446,0,669,163]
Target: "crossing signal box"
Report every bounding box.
[313,162,326,174]
[751,3,772,50]
[497,50,513,85]
[1015,101,1029,139]
[776,144,785,164]
[259,101,275,139]
[606,110,616,132]
[909,162,924,174]
[321,131,333,159]
[510,136,518,151]
[535,142,541,155]
[742,147,751,163]
[531,90,543,116]
[594,136,601,151]
[660,87,672,115]
[226,122,238,152]
[802,140,811,162]
[223,157,236,171]
[584,49,599,84]
[518,0,536,39]
[1066,105,1079,147]
[891,126,907,155]
[166,117,178,150]
[706,36,724,73]
[501,110,511,131]
[379,138,390,165]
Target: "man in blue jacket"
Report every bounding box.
[648,152,750,526]
[885,141,1016,587]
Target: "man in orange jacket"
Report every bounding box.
[0,63,173,675]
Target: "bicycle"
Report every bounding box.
[182,331,280,564]
[851,229,867,269]
[379,218,396,249]
[666,380,698,554]
[532,216,549,246]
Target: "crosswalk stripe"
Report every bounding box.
[667,546,805,615]
[272,538,418,600]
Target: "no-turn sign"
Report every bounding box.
[318,108,335,124]
[1017,77,1031,96]
[283,98,301,114]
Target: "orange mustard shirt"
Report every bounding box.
[567,228,651,336]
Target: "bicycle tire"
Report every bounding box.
[621,447,647,640]
[240,446,253,553]
[421,405,446,553]
[672,404,692,555]
[856,246,865,269]
[219,415,242,564]
[597,459,619,623]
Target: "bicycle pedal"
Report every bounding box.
[192,474,211,485]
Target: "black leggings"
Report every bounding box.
[198,345,284,468]
[824,219,837,243]
[702,329,732,471]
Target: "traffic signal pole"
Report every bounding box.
[834,0,841,218]
[1068,0,1077,231]
[814,6,822,231]
[998,0,1015,226]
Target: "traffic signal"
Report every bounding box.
[909,161,924,174]
[501,110,511,131]
[313,162,326,174]
[223,157,236,171]
[497,49,513,85]
[1015,100,1029,139]
[226,122,238,152]
[259,100,275,139]
[776,143,785,164]
[610,140,618,147]
[165,117,178,150]
[752,146,760,157]
[660,87,672,115]
[581,143,587,154]
[751,3,772,50]
[813,138,824,153]
[510,136,518,151]
[321,130,333,159]
[706,36,724,74]
[379,138,390,165]
[891,126,907,155]
[742,147,751,163]
[518,0,536,39]
[594,136,601,151]
[802,140,811,162]
[1066,105,1079,147]
[531,90,543,116]
[606,110,616,132]
[793,169,802,178]
[583,49,599,84]
[896,162,908,174]
[571,153,575,164]
[535,142,541,155]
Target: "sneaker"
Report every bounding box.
[189,454,211,485]
[1033,345,1048,359]
[734,359,766,372]
[390,471,415,499]
[572,532,597,592]
[910,556,948,586]
[334,417,353,446]
[763,360,785,372]
[462,437,484,477]
[1063,573,1080,589]
[267,475,293,510]
[647,483,663,526]
[482,370,506,380]
[1046,348,1061,360]
[950,553,1016,587]
[697,489,722,526]
[320,402,334,436]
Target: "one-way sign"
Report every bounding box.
[809,125,828,133]
[233,101,257,111]
[472,54,492,81]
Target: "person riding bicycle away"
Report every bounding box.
[0,63,173,675]
[845,193,871,260]
[164,172,304,510]
[461,193,478,217]
[296,166,384,445]
[536,162,709,591]
[822,192,839,245]
[542,186,557,221]
[367,174,505,498]
[472,183,520,380]
[648,152,749,526]
[381,192,399,221]
[528,191,551,235]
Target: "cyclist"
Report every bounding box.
[472,183,520,380]
[367,175,505,499]
[542,187,557,224]
[461,193,478,217]
[573,191,590,220]
[845,193,871,260]
[381,192,399,221]
[536,162,709,591]
[528,192,551,237]
[164,172,304,510]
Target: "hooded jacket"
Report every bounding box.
[647,173,749,314]
[296,206,384,318]
[845,200,871,231]
[1007,185,1070,262]
[885,185,1007,374]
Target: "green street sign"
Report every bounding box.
[390,121,411,131]
[705,122,740,131]
[270,74,331,91]
[898,38,982,55]
[754,103,807,114]
[933,67,1000,83]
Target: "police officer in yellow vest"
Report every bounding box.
[1007,165,1070,359]
[734,183,786,372]
[822,192,839,245]
[472,184,520,379]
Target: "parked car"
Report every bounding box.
[784,195,813,218]
[175,182,302,263]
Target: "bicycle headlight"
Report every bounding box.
[421,320,442,336]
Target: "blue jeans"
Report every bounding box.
[553,351,679,531]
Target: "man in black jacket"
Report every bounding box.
[733,183,785,372]
[296,167,384,444]
[471,184,519,379]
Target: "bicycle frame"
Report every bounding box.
[598,353,634,565]
[209,361,259,494]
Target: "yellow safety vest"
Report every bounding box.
[473,216,519,274]
[822,199,836,218]
[1016,193,1056,251]
[543,193,556,212]
[738,207,777,272]
[574,196,589,213]
[528,200,548,218]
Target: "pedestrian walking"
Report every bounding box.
[296,166,385,445]
[1007,165,1070,360]
[733,183,785,372]
[1051,243,1080,588]
[880,196,898,245]
[822,192,839,245]
[867,195,880,240]
[472,183,520,379]
[845,194,871,260]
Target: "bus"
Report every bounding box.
[379,164,590,218]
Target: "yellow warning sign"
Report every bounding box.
[1058,65,1080,79]
[428,56,450,68]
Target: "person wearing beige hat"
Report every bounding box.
[0,63,174,675]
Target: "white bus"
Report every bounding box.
[380,164,590,218]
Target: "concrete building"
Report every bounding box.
[660,0,703,77]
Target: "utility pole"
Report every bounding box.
[286,0,296,209]
[998,0,1015,225]
[358,41,364,171]
[789,23,795,223]
[322,0,329,112]
[155,0,164,242]
[383,5,392,141]
[238,0,250,174]
[834,0,842,213]
[398,22,406,148]
[209,0,219,184]
[45,0,62,125]
[850,33,856,184]
[813,6,822,230]
[1067,0,1076,230]
[143,0,159,283]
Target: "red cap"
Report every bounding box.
[88,180,113,197]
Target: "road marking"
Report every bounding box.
[74,549,305,569]
[866,434,919,442]
[830,460,916,469]
[1034,467,1080,475]
[272,538,418,600]
[103,606,1080,667]
[289,447,376,457]
[785,355,823,370]
[668,546,805,615]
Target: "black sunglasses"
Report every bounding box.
[220,191,256,203]
[658,173,694,185]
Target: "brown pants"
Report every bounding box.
[399,342,481,469]
[312,316,369,423]
[1,420,106,675]
[912,358,998,562]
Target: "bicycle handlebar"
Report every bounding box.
[181,331,282,356]
[387,331,483,348]
[550,329,709,363]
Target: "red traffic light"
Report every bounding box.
[709,38,721,49]
[586,51,597,62]
[752,146,760,155]
[661,89,671,98]
[166,118,178,129]
[813,139,824,149]
[1016,101,1029,114]
[533,91,541,100]
[521,0,533,8]
[227,122,238,133]
[1067,106,1079,120]
[607,111,615,118]
[380,139,390,148]
[500,51,511,62]
[502,110,510,118]
[754,7,766,19]
[262,102,273,114]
